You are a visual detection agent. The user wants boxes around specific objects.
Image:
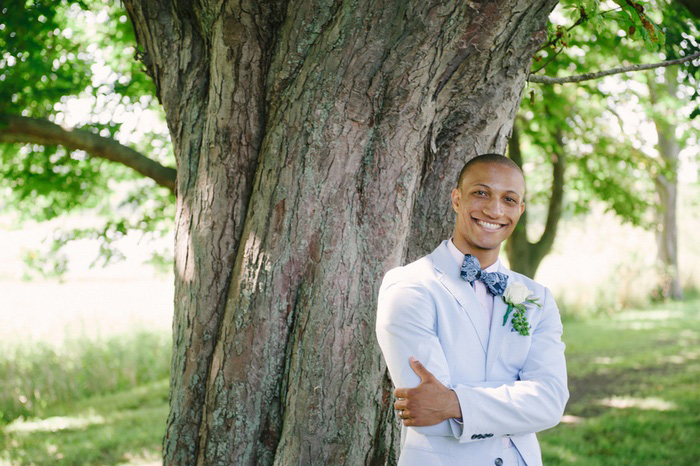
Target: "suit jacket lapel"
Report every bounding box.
[430,242,489,353]
[486,265,513,376]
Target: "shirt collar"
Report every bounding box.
[447,238,500,273]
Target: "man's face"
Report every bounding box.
[451,162,525,256]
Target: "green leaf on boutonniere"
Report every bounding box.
[525,298,540,306]
[503,303,514,326]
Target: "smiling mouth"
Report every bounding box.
[474,218,506,231]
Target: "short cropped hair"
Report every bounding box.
[456,153,523,188]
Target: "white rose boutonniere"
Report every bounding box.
[502,282,541,336]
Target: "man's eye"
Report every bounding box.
[474,190,487,196]
[505,197,517,203]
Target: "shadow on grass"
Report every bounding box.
[540,299,700,465]
[0,379,169,465]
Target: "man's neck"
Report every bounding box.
[450,237,499,269]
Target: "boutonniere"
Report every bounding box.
[502,282,541,336]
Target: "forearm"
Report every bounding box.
[377,280,463,436]
[453,376,568,440]
[454,304,568,439]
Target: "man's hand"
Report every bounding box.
[393,357,462,426]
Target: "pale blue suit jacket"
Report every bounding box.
[376,240,568,466]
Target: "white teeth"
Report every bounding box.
[476,220,502,230]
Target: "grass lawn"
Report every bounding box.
[540,298,700,465]
[1,300,698,464]
[0,331,170,465]
[0,381,168,465]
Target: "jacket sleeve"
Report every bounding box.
[452,287,569,442]
[376,273,568,441]
[376,272,460,437]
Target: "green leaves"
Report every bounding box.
[0,0,93,116]
[541,0,666,60]
[0,144,106,220]
[1,0,175,275]
[518,0,698,243]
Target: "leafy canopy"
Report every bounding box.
[518,0,698,231]
[0,0,174,276]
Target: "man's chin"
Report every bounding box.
[472,241,501,252]
[471,230,512,247]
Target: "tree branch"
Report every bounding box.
[504,121,534,275]
[534,127,565,256]
[529,51,700,84]
[505,116,566,277]
[508,121,528,235]
[0,114,176,193]
[532,45,565,74]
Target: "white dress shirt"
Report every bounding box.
[446,238,501,328]
[446,240,524,458]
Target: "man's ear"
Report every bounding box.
[519,201,525,215]
[451,188,461,212]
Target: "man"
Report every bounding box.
[376,154,568,466]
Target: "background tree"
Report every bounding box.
[506,0,699,281]
[648,68,684,299]
[645,2,699,299]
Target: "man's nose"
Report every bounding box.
[483,198,504,218]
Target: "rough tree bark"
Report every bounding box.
[123,1,558,464]
[648,69,683,300]
[505,118,565,279]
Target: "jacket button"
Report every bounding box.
[494,458,503,466]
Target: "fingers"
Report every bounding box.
[394,357,437,426]
[394,399,407,410]
[396,407,413,425]
[409,356,435,382]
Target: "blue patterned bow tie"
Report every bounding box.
[460,254,508,296]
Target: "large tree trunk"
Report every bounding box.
[648,69,683,301]
[124,1,557,463]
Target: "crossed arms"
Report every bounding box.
[376,276,569,442]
